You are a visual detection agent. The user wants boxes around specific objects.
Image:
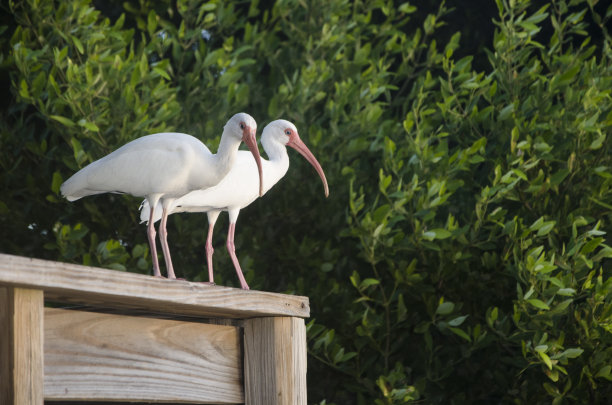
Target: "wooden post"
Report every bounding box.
[244,317,307,405]
[0,254,310,404]
[0,287,44,405]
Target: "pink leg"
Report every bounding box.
[147,206,162,278]
[226,222,249,290]
[205,223,215,283]
[200,211,219,285]
[159,207,177,279]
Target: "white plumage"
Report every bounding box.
[61,112,263,279]
[140,119,329,289]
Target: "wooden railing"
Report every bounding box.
[0,253,309,404]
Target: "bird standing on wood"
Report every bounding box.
[140,119,329,290]
[61,112,264,280]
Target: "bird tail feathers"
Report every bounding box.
[139,200,164,224]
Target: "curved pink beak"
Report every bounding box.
[242,126,264,197]
[287,133,329,197]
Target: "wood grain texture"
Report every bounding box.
[0,287,44,405]
[44,307,243,403]
[0,253,309,318]
[244,317,307,405]
[0,288,8,405]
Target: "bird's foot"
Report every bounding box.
[198,281,216,286]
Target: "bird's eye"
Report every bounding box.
[240,123,245,129]
[285,130,291,135]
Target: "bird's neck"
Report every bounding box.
[261,135,290,194]
[262,134,289,165]
[213,131,240,177]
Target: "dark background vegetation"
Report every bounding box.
[2,0,612,403]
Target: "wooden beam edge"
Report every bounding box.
[0,254,309,319]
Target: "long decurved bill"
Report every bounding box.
[242,126,264,196]
[287,134,329,197]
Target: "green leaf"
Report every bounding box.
[49,115,74,127]
[153,67,171,80]
[448,315,469,327]
[77,119,99,132]
[423,228,452,241]
[360,278,380,290]
[554,348,583,359]
[314,329,335,350]
[51,172,62,194]
[399,3,417,14]
[349,271,360,288]
[449,327,471,342]
[107,263,127,271]
[372,204,391,223]
[436,301,455,315]
[50,115,75,127]
[19,79,30,99]
[527,299,550,310]
[534,263,556,274]
[467,137,487,154]
[512,168,527,181]
[557,288,576,296]
[524,286,535,300]
[140,52,148,75]
[201,2,217,11]
[498,103,514,120]
[220,70,243,88]
[539,351,553,370]
[596,365,612,380]
[489,80,497,98]
[71,35,84,54]
[537,221,556,236]
[423,13,436,35]
[132,244,146,258]
[147,10,157,34]
[487,307,498,326]
[397,293,407,323]
[557,64,581,85]
[550,169,570,186]
[589,133,605,150]
[581,237,603,255]
[530,217,545,231]
[340,351,357,362]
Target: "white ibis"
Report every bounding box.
[60,112,264,280]
[140,119,329,290]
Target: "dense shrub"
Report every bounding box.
[1,0,611,403]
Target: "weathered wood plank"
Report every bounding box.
[0,288,8,405]
[244,317,307,405]
[0,253,309,318]
[44,307,243,403]
[0,287,44,405]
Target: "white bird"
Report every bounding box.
[61,112,264,280]
[140,119,329,290]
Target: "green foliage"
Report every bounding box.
[2,0,612,403]
[326,0,612,403]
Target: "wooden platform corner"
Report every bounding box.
[0,253,309,405]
